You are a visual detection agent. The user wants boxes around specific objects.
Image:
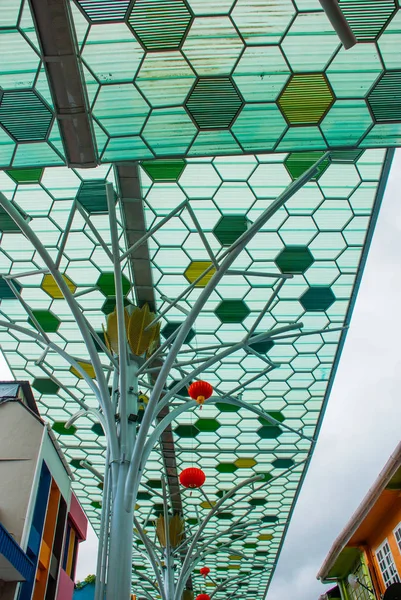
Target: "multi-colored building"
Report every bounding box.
[317,442,401,599]
[0,381,88,600]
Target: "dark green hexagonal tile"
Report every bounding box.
[262,515,278,524]
[216,463,238,473]
[97,482,104,491]
[186,78,243,129]
[91,423,104,436]
[249,340,274,354]
[368,71,401,123]
[101,297,132,315]
[97,272,131,297]
[75,0,129,21]
[187,518,199,526]
[52,422,76,436]
[272,458,294,469]
[6,168,44,184]
[276,246,314,274]
[93,330,107,353]
[0,90,53,142]
[128,0,192,50]
[284,151,330,181]
[244,543,257,549]
[338,0,397,41]
[216,402,240,413]
[195,418,221,433]
[0,280,20,300]
[91,501,102,510]
[137,492,153,501]
[29,310,60,333]
[32,378,59,395]
[161,321,195,344]
[213,215,248,246]
[0,208,23,233]
[248,497,267,506]
[153,503,164,516]
[256,551,269,557]
[216,512,234,520]
[215,299,250,324]
[258,412,285,426]
[216,489,231,499]
[257,426,282,439]
[146,479,162,489]
[168,380,190,397]
[141,159,185,181]
[259,473,273,482]
[77,181,116,214]
[70,459,86,470]
[174,424,200,438]
[300,286,335,312]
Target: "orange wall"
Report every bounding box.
[362,492,401,595]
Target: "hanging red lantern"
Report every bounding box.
[196,595,210,600]
[200,567,210,578]
[188,381,213,406]
[179,467,206,489]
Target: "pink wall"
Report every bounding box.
[57,568,75,600]
[68,494,87,541]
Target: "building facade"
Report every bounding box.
[0,382,87,600]
[317,442,401,600]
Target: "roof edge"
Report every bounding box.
[317,440,401,581]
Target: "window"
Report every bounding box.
[376,540,400,587]
[345,559,374,600]
[394,523,401,553]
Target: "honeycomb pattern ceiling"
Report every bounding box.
[0,148,392,598]
[0,0,401,168]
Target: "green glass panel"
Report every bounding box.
[76,0,130,21]
[321,100,373,146]
[216,463,238,473]
[91,423,104,436]
[272,459,294,469]
[194,419,221,432]
[276,246,314,274]
[52,422,76,435]
[185,78,243,129]
[368,71,401,122]
[213,215,248,246]
[6,168,43,183]
[174,425,200,438]
[161,322,195,344]
[141,160,186,182]
[257,426,282,439]
[0,91,53,142]
[216,402,240,413]
[97,272,131,296]
[215,299,251,323]
[128,0,192,50]
[249,498,267,506]
[338,0,396,41]
[77,180,114,214]
[29,310,60,332]
[284,152,329,180]
[300,286,335,312]
[32,378,59,395]
[249,340,274,354]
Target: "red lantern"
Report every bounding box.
[196,595,210,600]
[188,381,213,406]
[200,567,210,578]
[179,467,206,489]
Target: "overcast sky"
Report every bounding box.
[2,150,400,596]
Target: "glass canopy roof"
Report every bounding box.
[0,148,392,597]
[0,0,401,168]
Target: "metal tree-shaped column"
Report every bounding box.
[0,153,329,600]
